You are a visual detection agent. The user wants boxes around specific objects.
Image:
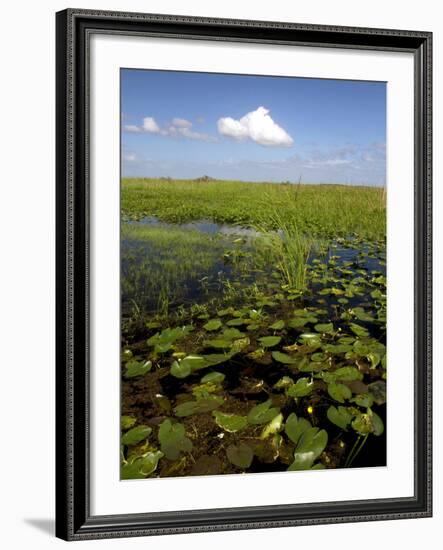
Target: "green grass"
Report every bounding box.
[121,178,386,241]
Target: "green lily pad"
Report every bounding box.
[226,443,254,469]
[260,413,284,439]
[201,371,225,384]
[121,415,136,431]
[203,319,222,331]
[247,399,280,425]
[349,323,369,337]
[271,351,298,364]
[121,451,163,480]
[121,425,152,446]
[327,405,353,430]
[226,318,247,326]
[174,396,224,417]
[213,411,248,433]
[273,376,294,389]
[333,366,363,381]
[351,393,374,408]
[288,427,328,471]
[158,419,193,460]
[328,382,352,403]
[284,413,311,445]
[124,360,152,378]
[258,335,281,348]
[270,320,285,330]
[314,322,334,334]
[287,377,314,398]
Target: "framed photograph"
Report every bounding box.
[55,9,432,541]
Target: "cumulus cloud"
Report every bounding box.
[123,116,215,142]
[142,117,160,133]
[217,106,293,147]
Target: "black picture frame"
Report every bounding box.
[55,8,432,541]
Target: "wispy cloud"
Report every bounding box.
[124,116,216,142]
[122,142,386,186]
[218,106,293,148]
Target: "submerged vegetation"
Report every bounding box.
[121,178,387,480]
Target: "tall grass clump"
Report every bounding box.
[253,192,312,292]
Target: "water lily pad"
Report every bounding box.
[261,413,284,439]
[121,415,136,431]
[287,377,314,398]
[328,382,352,403]
[284,413,311,445]
[314,322,334,334]
[348,323,369,337]
[174,396,224,417]
[226,318,248,326]
[333,366,363,381]
[270,320,285,330]
[201,371,225,384]
[247,399,280,425]
[203,319,222,331]
[124,360,152,378]
[368,380,387,405]
[158,419,193,460]
[273,376,294,389]
[213,411,248,432]
[271,351,298,364]
[327,405,353,430]
[351,393,374,408]
[299,333,322,347]
[258,335,281,348]
[170,355,208,378]
[226,443,254,468]
[121,425,152,446]
[288,427,328,471]
[121,451,163,479]
[204,339,232,349]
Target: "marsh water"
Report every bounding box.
[121,216,386,477]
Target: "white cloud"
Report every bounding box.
[124,124,142,133]
[123,152,136,161]
[123,116,215,142]
[171,117,192,128]
[142,117,160,133]
[217,106,293,148]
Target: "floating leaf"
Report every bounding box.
[368,380,387,405]
[327,405,353,430]
[296,427,328,459]
[260,413,284,439]
[333,366,363,382]
[284,413,311,445]
[247,399,280,425]
[213,411,248,432]
[158,419,192,460]
[328,382,352,403]
[226,443,253,468]
[201,371,225,384]
[271,351,298,364]
[121,451,163,480]
[288,451,316,471]
[203,319,222,331]
[270,320,285,330]
[348,323,369,337]
[314,322,334,334]
[121,415,136,431]
[273,376,294,389]
[287,377,314,398]
[226,318,247,326]
[174,396,224,417]
[258,335,281,348]
[124,360,152,378]
[351,393,374,408]
[121,425,152,446]
[204,339,232,349]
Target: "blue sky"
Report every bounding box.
[121,69,386,186]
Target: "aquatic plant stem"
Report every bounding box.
[345,434,369,468]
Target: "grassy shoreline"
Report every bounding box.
[121,178,386,241]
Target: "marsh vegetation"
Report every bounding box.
[120,178,386,479]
